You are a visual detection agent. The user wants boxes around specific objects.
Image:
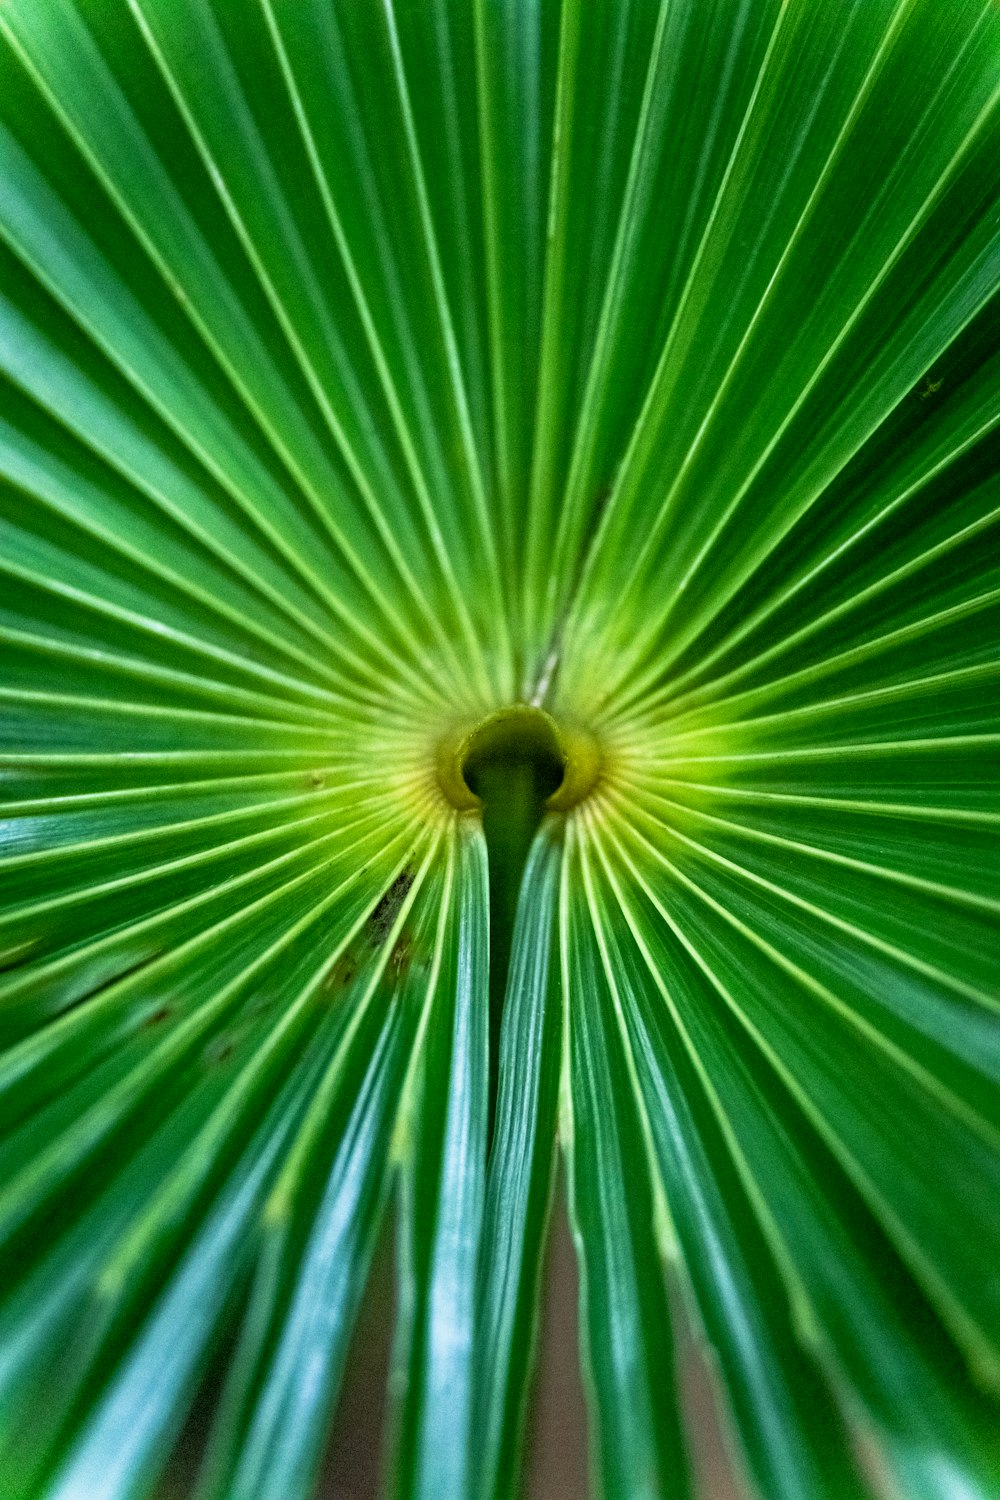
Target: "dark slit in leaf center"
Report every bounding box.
[462,709,564,1141]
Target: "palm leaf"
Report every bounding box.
[1,1,998,1497]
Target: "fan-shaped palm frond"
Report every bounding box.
[1,2,999,1498]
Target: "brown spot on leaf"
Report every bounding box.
[141,1004,172,1028]
[390,932,413,981]
[366,871,413,946]
[323,951,358,992]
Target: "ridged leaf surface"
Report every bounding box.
[0,2,998,1498]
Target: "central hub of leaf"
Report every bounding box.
[436,705,603,814]
[462,706,566,809]
[462,711,565,961]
